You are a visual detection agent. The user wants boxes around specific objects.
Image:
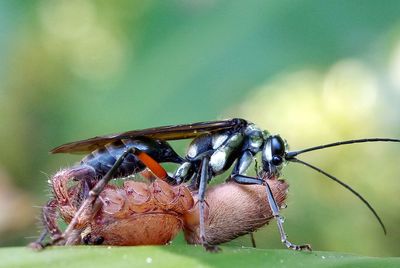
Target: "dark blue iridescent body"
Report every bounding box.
[79,137,183,180]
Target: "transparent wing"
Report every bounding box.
[51,118,247,154]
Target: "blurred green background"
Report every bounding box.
[0,0,399,257]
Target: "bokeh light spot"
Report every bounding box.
[69,27,124,81]
[38,0,96,40]
[389,39,400,92]
[322,59,378,118]
[38,0,125,82]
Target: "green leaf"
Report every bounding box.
[1,245,398,268]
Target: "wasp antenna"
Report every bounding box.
[286,138,400,159]
[288,157,387,235]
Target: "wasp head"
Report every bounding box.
[261,135,288,177]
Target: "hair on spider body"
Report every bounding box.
[31,170,288,247]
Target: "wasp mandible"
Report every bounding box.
[35,118,400,251]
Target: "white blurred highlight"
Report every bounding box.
[38,0,125,82]
[39,0,96,40]
[234,59,380,146]
[69,27,124,81]
[235,71,337,144]
[389,40,400,92]
[323,59,378,118]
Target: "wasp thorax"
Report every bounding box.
[244,123,264,153]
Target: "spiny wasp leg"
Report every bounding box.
[198,156,220,252]
[232,174,311,251]
[264,181,311,251]
[231,174,264,185]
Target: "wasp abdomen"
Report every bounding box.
[81,141,144,179]
[79,137,183,180]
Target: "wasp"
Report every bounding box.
[32,118,400,251]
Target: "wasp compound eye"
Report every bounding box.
[271,156,283,166]
[271,136,285,157]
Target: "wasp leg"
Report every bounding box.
[198,156,220,252]
[265,181,311,251]
[231,174,263,185]
[232,174,312,251]
[174,162,195,185]
[250,233,257,248]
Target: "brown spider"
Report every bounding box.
[30,167,288,248]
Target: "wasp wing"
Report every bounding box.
[51,118,247,154]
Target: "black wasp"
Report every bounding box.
[39,118,400,251]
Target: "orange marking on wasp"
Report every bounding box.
[136,152,167,180]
